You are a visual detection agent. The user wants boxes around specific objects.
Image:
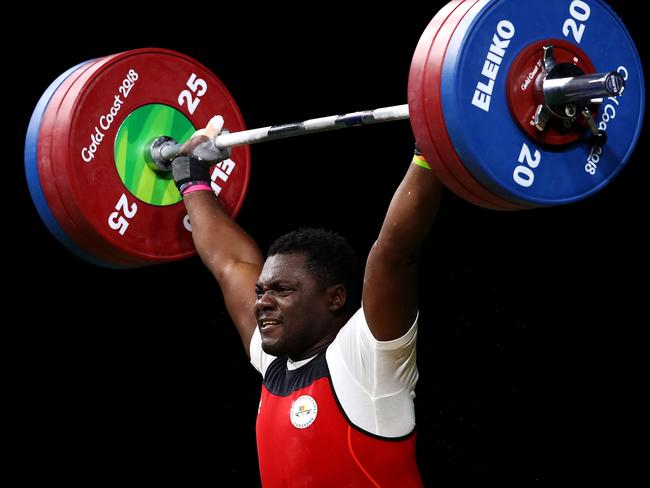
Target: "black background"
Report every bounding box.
[10,1,646,485]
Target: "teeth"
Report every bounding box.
[261,320,279,328]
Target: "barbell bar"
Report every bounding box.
[155,105,411,165]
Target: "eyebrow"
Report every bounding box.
[255,279,291,289]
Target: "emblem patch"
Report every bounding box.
[290,395,318,429]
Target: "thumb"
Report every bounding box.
[190,115,225,139]
[208,115,225,131]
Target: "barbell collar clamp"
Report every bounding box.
[533,44,626,141]
[149,136,177,172]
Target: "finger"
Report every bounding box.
[190,116,224,139]
[205,115,224,136]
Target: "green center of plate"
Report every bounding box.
[114,104,195,206]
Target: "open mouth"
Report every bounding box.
[260,320,281,331]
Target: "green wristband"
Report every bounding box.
[411,154,431,170]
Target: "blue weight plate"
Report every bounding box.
[24,59,124,268]
[441,0,644,206]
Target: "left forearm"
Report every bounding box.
[376,162,443,263]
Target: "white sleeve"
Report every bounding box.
[249,328,276,378]
[326,307,419,438]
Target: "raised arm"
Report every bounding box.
[362,150,443,341]
[173,117,263,357]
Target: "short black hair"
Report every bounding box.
[267,228,360,313]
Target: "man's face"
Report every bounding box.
[254,253,336,360]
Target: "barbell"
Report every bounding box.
[25,0,644,268]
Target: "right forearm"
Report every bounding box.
[183,191,263,279]
[171,119,262,353]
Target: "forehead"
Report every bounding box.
[258,253,311,284]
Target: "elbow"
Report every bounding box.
[371,238,420,268]
[208,256,263,286]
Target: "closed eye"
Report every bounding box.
[265,287,294,297]
[255,285,294,299]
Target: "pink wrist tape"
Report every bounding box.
[182,184,213,196]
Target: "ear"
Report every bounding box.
[327,284,347,312]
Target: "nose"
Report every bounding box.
[254,292,276,314]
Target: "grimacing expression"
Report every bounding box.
[254,253,342,360]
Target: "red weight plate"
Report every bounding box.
[37,56,149,267]
[409,0,528,210]
[409,1,485,205]
[43,55,166,267]
[506,38,597,146]
[49,49,251,265]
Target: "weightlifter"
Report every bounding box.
[171,115,442,486]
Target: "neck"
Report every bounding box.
[290,332,338,361]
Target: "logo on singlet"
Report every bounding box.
[290,395,318,429]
